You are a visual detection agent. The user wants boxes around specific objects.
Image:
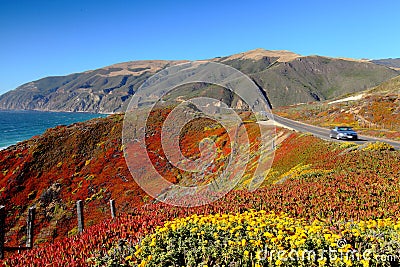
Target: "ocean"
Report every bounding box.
[0,110,108,150]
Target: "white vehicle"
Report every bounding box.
[330,126,358,140]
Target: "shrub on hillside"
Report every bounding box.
[362,142,394,152]
[94,211,400,267]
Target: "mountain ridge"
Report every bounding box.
[371,58,400,69]
[0,49,398,113]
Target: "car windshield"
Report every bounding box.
[338,127,353,131]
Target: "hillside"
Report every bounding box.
[0,109,262,248]
[371,58,400,69]
[368,74,400,95]
[276,75,400,140]
[0,114,140,247]
[0,49,398,112]
[1,113,399,265]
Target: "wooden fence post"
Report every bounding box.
[77,200,84,233]
[26,206,36,248]
[110,199,116,219]
[0,206,5,259]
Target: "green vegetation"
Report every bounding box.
[0,49,398,112]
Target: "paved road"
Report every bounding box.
[271,115,400,150]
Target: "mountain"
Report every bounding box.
[0,60,186,113]
[371,58,400,69]
[0,49,398,112]
[213,49,399,106]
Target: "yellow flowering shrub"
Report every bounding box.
[339,142,358,149]
[278,164,333,181]
[129,211,400,267]
[362,142,394,151]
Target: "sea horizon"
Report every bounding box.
[0,109,108,150]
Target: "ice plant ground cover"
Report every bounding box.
[3,136,399,266]
[1,111,399,266]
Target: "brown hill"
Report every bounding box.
[0,49,398,112]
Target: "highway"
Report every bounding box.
[270,115,400,150]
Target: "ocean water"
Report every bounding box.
[0,110,108,150]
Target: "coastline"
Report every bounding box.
[0,108,116,115]
[0,110,109,151]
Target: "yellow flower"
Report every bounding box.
[254,240,262,247]
[344,258,352,266]
[133,210,400,267]
[125,255,133,261]
[318,258,327,266]
[360,259,369,267]
[263,232,274,238]
[134,247,142,257]
[294,239,306,247]
[351,229,360,237]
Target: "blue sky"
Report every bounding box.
[1,0,399,94]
